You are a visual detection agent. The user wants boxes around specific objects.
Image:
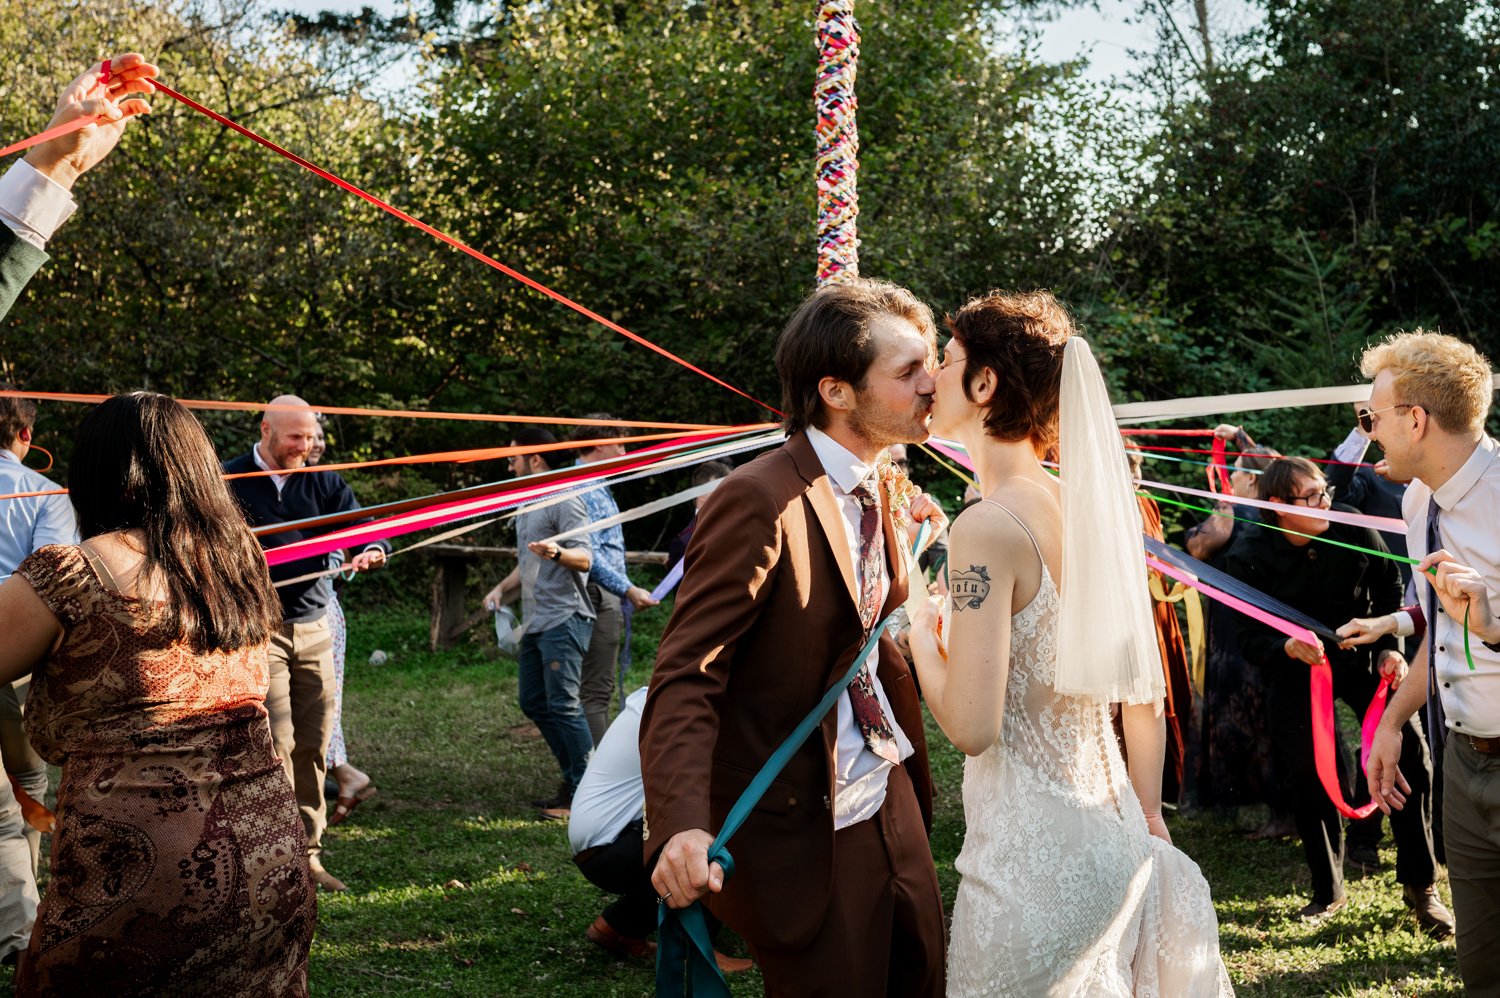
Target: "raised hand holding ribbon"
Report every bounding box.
[9,55,158,183]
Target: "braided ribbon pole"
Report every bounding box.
[815,0,859,284]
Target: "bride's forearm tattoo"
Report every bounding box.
[950,565,991,611]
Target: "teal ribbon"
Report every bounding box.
[655,521,931,996]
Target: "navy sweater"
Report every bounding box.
[224,451,389,623]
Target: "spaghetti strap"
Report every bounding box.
[977,498,1045,569]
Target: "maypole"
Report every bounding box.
[815,0,860,284]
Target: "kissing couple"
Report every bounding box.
[642,279,1233,996]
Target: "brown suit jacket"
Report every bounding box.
[640,430,934,951]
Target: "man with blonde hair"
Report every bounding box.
[1355,330,1500,995]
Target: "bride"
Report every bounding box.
[907,290,1232,996]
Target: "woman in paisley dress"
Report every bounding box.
[0,392,316,996]
[908,291,1232,996]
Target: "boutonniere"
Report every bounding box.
[875,452,921,515]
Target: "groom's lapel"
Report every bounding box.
[786,432,860,610]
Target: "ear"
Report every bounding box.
[1410,405,1431,441]
[968,366,998,405]
[817,375,855,416]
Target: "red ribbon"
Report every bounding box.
[1310,663,1389,820]
[1208,436,1232,493]
[143,82,779,416]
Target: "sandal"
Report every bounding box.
[328,785,378,827]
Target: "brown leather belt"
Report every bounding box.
[1465,734,1500,755]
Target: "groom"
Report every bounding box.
[641,278,949,995]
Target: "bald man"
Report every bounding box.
[223,396,389,892]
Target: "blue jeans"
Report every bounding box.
[518,615,595,794]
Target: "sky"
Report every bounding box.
[283,0,1266,91]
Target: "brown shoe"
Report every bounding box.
[538,806,571,822]
[586,916,655,959]
[1297,896,1346,921]
[1404,884,1455,939]
[308,858,347,893]
[714,950,754,973]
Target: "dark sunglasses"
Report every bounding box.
[1357,402,1414,434]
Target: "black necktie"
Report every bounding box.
[1425,496,1447,749]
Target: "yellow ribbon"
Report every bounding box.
[1149,573,1207,697]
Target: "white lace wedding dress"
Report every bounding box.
[946,523,1234,996]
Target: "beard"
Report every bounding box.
[849,393,933,448]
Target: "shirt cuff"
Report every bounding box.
[0,160,78,249]
[1393,610,1415,638]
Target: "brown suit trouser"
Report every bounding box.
[747,764,945,997]
[266,618,337,858]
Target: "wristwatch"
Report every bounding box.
[549,546,561,561]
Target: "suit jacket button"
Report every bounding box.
[823,795,831,810]
[788,796,797,808]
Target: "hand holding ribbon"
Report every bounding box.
[7,55,158,184]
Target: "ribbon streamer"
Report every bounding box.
[0,389,739,432]
[536,480,719,546]
[144,82,778,415]
[1113,375,1500,425]
[261,431,781,566]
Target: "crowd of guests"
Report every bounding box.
[0,51,1497,998]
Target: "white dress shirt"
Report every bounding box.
[806,427,915,830]
[0,161,77,249]
[1403,434,1500,738]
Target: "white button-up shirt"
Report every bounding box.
[806,427,915,830]
[1404,434,1500,738]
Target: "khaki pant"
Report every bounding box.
[1445,734,1500,998]
[266,618,336,858]
[580,585,622,746]
[0,680,41,960]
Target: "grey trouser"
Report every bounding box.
[579,584,622,747]
[266,618,337,858]
[1445,734,1500,998]
[0,680,41,960]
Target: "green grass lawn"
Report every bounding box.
[1,592,1466,996]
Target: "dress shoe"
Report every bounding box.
[1297,896,1346,921]
[1403,884,1455,939]
[1347,845,1383,871]
[714,950,754,973]
[538,806,571,822]
[308,858,347,893]
[586,916,655,959]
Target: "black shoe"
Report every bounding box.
[1348,845,1383,871]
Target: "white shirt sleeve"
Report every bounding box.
[1393,609,1415,638]
[1331,426,1371,466]
[0,160,78,250]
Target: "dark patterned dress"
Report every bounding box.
[13,544,315,997]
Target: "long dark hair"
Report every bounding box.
[68,392,280,652]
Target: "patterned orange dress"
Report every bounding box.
[13,544,316,996]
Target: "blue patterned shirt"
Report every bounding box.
[577,478,632,598]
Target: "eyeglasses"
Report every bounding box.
[1357,402,1414,434]
[893,458,910,469]
[1287,486,1335,507]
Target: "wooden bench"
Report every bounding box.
[423,543,669,650]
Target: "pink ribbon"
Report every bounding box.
[1147,555,1387,819]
